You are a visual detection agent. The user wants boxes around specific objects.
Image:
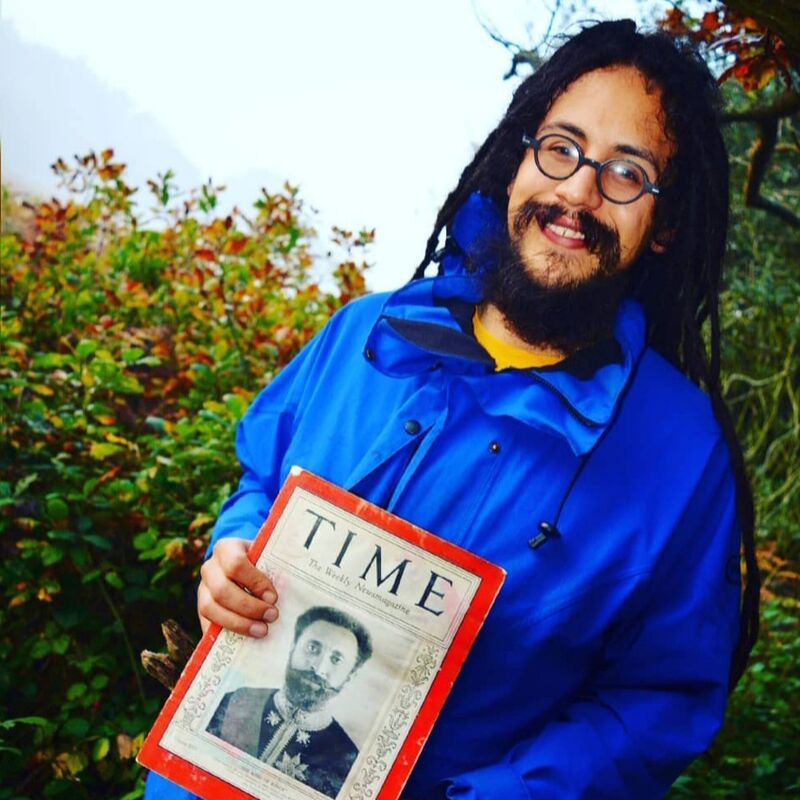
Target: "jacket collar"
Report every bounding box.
[364,193,647,455]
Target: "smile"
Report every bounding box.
[548,223,584,240]
[539,218,587,250]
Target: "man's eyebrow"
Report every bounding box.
[539,120,661,172]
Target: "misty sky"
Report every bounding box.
[1,0,664,289]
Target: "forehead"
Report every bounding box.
[298,620,358,654]
[540,65,673,170]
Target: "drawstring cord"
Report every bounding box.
[530,348,646,550]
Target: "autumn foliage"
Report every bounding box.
[0,153,371,798]
[660,5,794,90]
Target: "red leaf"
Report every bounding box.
[701,11,720,32]
[223,237,248,255]
[97,466,121,486]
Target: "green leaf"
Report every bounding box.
[14,473,38,496]
[30,639,51,659]
[0,716,49,731]
[90,674,109,690]
[47,529,76,542]
[83,534,112,550]
[32,352,66,369]
[46,497,70,520]
[89,442,123,460]
[41,544,65,566]
[105,572,124,590]
[66,682,87,701]
[80,568,103,584]
[60,717,90,739]
[76,339,99,359]
[92,736,110,761]
[133,530,157,551]
[116,374,144,394]
[121,347,145,364]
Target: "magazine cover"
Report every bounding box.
[138,467,505,800]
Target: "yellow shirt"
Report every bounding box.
[473,309,563,371]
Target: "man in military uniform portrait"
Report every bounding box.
[206,605,373,798]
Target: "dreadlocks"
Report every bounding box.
[414,19,759,688]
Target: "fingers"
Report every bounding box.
[198,582,276,638]
[197,538,280,638]
[213,538,276,598]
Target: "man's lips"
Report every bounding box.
[538,216,587,249]
[300,674,326,691]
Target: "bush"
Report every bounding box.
[0,151,371,799]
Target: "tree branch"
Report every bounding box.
[471,0,558,78]
[743,117,800,227]
[722,92,800,122]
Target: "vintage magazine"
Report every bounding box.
[138,467,505,800]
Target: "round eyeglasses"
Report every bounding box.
[521,133,661,204]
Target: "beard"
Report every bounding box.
[284,665,341,712]
[482,200,637,355]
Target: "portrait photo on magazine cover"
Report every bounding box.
[202,596,406,799]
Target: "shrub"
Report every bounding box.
[0,151,371,799]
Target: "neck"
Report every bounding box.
[477,302,566,359]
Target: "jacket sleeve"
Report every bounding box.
[441,438,742,800]
[207,311,343,554]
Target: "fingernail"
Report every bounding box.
[261,591,277,604]
[249,622,268,638]
[263,607,279,623]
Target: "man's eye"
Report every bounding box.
[330,654,342,665]
[547,142,575,158]
[608,162,643,185]
[306,642,321,654]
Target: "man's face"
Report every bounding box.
[506,65,673,287]
[284,620,359,712]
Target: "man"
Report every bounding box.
[206,606,372,798]
[146,19,759,799]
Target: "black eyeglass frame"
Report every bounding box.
[521,133,661,205]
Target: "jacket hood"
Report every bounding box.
[364,193,647,456]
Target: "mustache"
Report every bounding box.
[512,200,620,272]
[292,669,330,691]
[287,667,338,698]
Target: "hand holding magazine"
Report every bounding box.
[139,468,505,800]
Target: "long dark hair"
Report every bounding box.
[414,19,758,688]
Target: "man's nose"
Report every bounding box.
[310,656,331,680]
[554,164,603,211]
[306,651,329,676]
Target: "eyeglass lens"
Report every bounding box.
[536,135,647,202]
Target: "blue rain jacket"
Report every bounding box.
[145,194,741,800]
